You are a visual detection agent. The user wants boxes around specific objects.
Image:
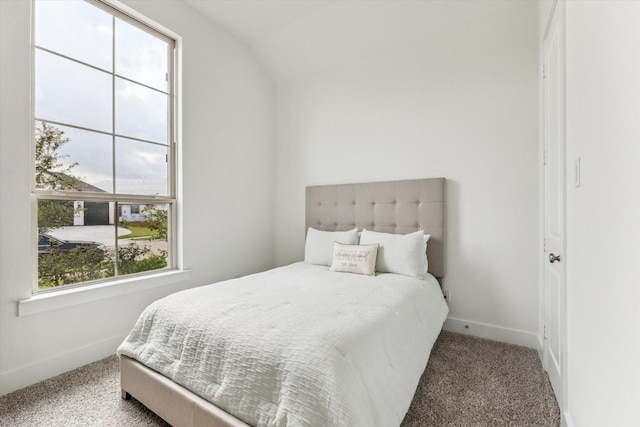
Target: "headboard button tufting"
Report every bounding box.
[305,178,445,279]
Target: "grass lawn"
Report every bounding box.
[119,225,159,240]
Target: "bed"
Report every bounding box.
[118,177,447,427]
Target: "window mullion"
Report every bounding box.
[34,45,111,77]
[33,118,169,147]
[111,14,116,196]
[111,14,119,278]
[33,191,174,204]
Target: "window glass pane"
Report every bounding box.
[115,78,168,143]
[35,0,112,71]
[35,122,113,192]
[115,137,168,196]
[38,200,116,289]
[115,18,169,92]
[117,203,169,276]
[35,50,112,132]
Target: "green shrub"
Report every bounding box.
[38,244,168,288]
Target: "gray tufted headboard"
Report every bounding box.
[305,178,446,279]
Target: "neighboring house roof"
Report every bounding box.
[44,173,167,196]
[48,172,107,193]
[95,178,167,196]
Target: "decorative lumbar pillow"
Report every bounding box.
[359,229,428,279]
[329,243,379,276]
[304,227,359,266]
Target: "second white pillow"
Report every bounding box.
[359,229,428,279]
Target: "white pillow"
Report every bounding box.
[359,229,428,279]
[359,230,430,244]
[329,242,379,276]
[304,227,359,266]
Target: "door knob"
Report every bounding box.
[549,253,561,263]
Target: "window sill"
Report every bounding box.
[18,269,191,317]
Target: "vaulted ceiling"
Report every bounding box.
[183,0,496,84]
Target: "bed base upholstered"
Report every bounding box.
[121,356,249,427]
[120,177,446,427]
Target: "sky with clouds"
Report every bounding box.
[34,0,170,196]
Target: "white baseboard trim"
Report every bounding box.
[562,410,574,427]
[0,333,127,396]
[536,333,545,361]
[443,317,540,350]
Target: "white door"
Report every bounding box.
[543,0,566,411]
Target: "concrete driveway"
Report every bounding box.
[48,226,167,255]
[49,226,132,246]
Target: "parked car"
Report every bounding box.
[38,234,106,256]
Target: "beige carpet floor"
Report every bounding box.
[402,332,560,426]
[0,331,560,426]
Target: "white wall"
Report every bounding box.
[564,1,640,426]
[0,0,275,395]
[274,1,539,344]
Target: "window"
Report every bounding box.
[33,0,176,292]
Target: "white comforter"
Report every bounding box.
[117,262,449,427]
